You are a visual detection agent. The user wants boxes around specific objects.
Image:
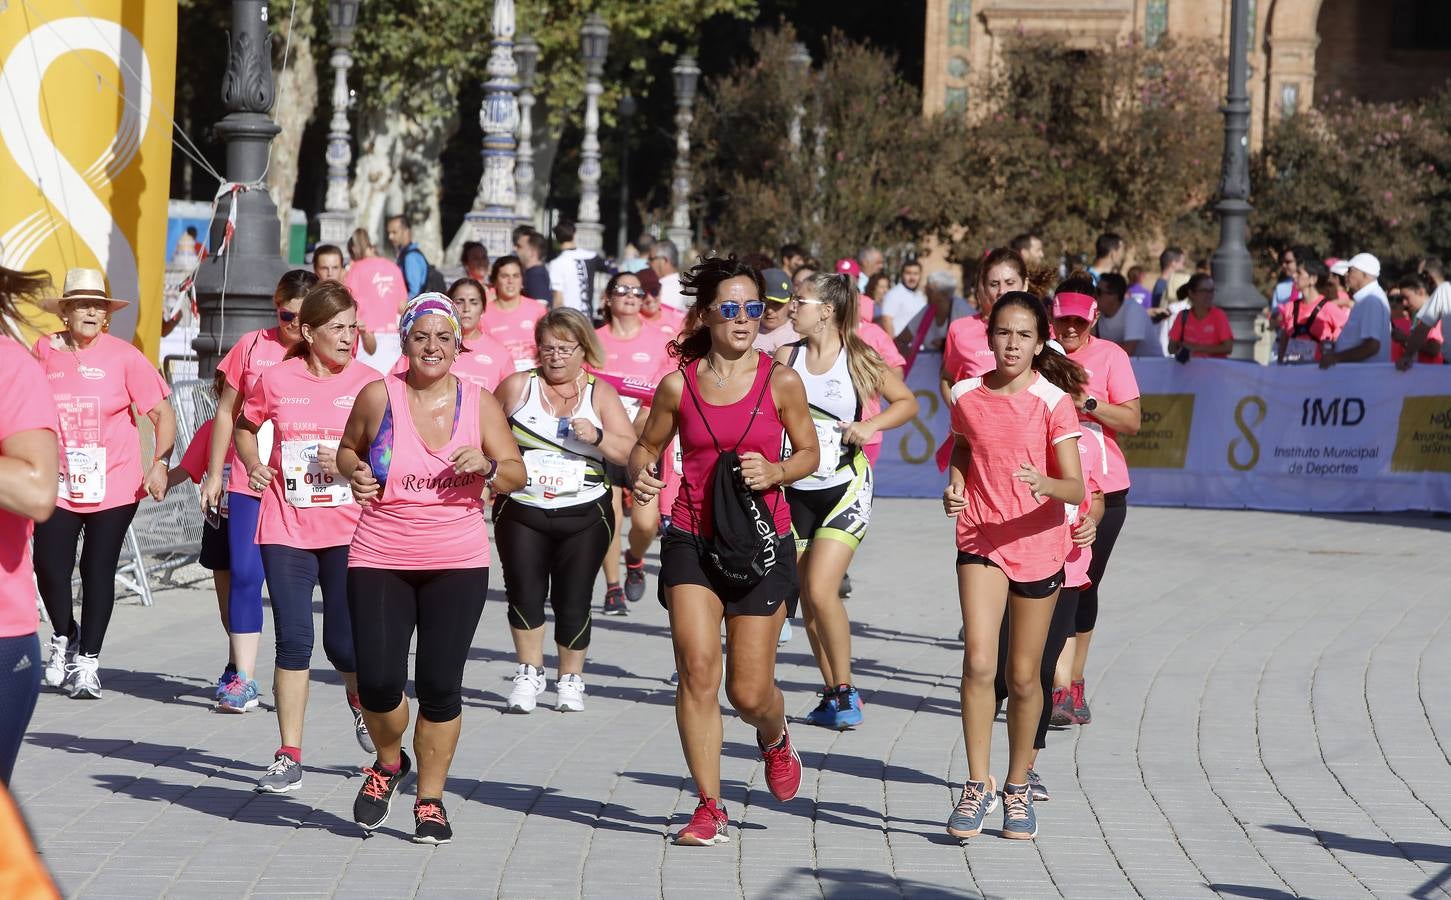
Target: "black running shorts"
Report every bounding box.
[658,527,799,617]
[199,518,230,571]
[956,551,1063,600]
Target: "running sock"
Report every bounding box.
[624,553,643,569]
[378,758,401,776]
[760,731,787,751]
[277,746,302,764]
[606,581,621,591]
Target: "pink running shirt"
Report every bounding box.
[481,298,547,370]
[643,304,685,338]
[942,314,995,382]
[218,327,292,498]
[34,333,170,513]
[242,356,381,548]
[178,418,215,483]
[1063,335,1139,494]
[1063,430,1105,589]
[857,321,906,464]
[0,337,58,638]
[949,372,1081,582]
[350,373,490,569]
[594,324,673,385]
[345,257,409,331]
[390,331,515,392]
[1170,306,1234,357]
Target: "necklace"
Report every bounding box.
[540,372,584,417]
[703,357,740,389]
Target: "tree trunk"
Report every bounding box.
[267,12,318,255]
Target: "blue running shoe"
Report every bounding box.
[1000,782,1038,839]
[831,686,864,729]
[215,662,237,701]
[804,689,839,728]
[217,674,260,713]
[946,777,998,839]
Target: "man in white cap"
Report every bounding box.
[1321,253,1391,367]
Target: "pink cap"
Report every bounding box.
[1052,291,1098,321]
[835,258,861,278]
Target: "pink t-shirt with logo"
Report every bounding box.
[949,373,1081,582]
[218,327,292,497]
[643,304,685,338]
[1064,431,1105,589]
[389,332,515,392]
[942,314,995,382]
[481,299,547,369]
[1171,306,1234,357]
[34,333,170,513]
[178,418,215,483]
[1,337,59,637]
[345,257,408,331]
[1064,335,1139,494]
[242,356,381,548]
[857,322,907,464]
[594,323,673,386]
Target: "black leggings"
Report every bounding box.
[493,494,613,651]
[0,633,41,784]
[1075,492,1127,634]
[997,588,1079,750]
[32,502,139,656]
[348,567,488,723]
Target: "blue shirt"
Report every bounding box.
[396,243,429,297]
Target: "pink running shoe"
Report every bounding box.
[758,726,803,802]
[674,793,729,846]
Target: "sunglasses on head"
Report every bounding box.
[277,308,298,323]
[715,300,766,320]
[609,284,646,298]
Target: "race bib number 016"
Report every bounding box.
[62,446,107,504]
[281,440,351,507]
[524,449,587,500]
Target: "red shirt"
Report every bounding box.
[1391,317,1445,365]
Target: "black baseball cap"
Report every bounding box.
[762,267,792,303]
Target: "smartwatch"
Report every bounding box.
[1083,396,1099,414]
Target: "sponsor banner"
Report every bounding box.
[874,354,1451,513]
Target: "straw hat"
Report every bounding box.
[41,268,131,314]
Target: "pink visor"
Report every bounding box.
[1052,291,1098,321]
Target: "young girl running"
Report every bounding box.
[775,273,917,729]
[944,292,1085,841]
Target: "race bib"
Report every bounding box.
[672,441,684,477]
[785,421,842,478]
[62,446,106,504]
[281,439,351,508]
[219,463,232,516]
[524,449,586,500]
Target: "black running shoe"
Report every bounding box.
[603,586,629,616]
[353,750,413,831]
[413,798,453,844]
[839,573,853,598]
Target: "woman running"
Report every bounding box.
[434,278,515,391]
[1049,279,1141,727]
[234,282,380,792]
[201,269,318,709]
[479,256,547,373]
[493,309,634,712]
[944,291,1085,841]
[776,273,917,729]
[629,256,819,846]
[0,265,59,782]
[592,272,675,613]
[340,294,525,844]
[34,269,175,700]
[940,248,1029,400]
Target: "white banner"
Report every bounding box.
[874,354,1451,513]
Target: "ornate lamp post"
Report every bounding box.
[1210,0,1266,360]
[574,13,610,252]
[787,42,811,152]
[463,0,520,259]
[616,93,636,255]
[513,32,540,228]
[665,55,699,253]
[193,0,290,375]
[315,0,360,246]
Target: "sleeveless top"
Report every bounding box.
[350,373,489,570]
[507,371,608,510]
[783,341,864,491]
[673,352,791,537]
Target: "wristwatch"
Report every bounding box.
[1083,396,1099,414]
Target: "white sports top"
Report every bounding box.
[507,372,608,509]
[784,342,863,491]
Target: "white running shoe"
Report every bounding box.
[43,633,71,688]
[67,654,101,700]
[507,663,545,713]
[556,674,586,712]
[778,618,793,645]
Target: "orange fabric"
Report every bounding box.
[0,786,59,899]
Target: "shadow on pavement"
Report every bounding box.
[763,866,986,899]
[456,778,666,836]
[1263,824,1451,899]
[1207,885,1300,900]
[89,774,360,835]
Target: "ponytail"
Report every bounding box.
[809,272,889,403]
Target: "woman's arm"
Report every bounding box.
[1082,395,1141,436]
[579,381,636,465]
[0,428,58,522]
[1014,436,1085,506]
[741,366,817,490]
[477,388,526,494]
[841,368,919,446]
[201,382,240,509]
[628,372,681,500]
[143,399,177,501]
[338,380,385,504]
[942,437,970,516]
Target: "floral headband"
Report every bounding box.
[399,293,461,343]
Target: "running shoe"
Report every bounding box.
[43,633,71,688]
[66,654,101,700]
[349,697,376,753]
[839,573,853,598]
[255,754,303,794]
[556,674,586,712]
[1071,679,1092,725]
[804,689,839,728]
[1027,768,1049,802]
[217,674,260,713]
[412,798,452,845]
[354,750,413,830]
[757,726,803,802]
[673,793,729,846]
[507,663,545,713]
[1049,686,1074,728]
[778,618,793,645]
[946,777,998,839]
[623,554,646,602]
[602,586,629,616]
[1000,782,1038,839]
[215,662,238,701]
[832,686,864,729]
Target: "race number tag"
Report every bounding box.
[219,463,232,516]
[672,440,684,477]
[281,439,351,507]
[524,449,586,500]
[812,422,843,478]
[62,446,106,504]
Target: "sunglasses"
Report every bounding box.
[610,285,647,298]
[277,308,298,323]
[715,300,766,320]
[790,295,826,306]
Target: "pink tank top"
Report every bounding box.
[672,353,791,538]
[349,373,490,570]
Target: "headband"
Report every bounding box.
[399,293,462,343]
[1046,339,1067,355]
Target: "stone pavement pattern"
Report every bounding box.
[13,503,1451,899]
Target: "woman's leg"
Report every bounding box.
[213,571,232,640]
[548,499,613,676]
[412,568,489,800]
[226,493,265,680]
[1004,589,1058,787]
[0,634,41,784]
[1073,503,1127,681]
[668,587,727,802]
[348,568,416,768]
[627,496,660,561]
[959,563,1009,785]
[600,487,624,589]
[73,502,139,656]
[259,544,320,750]
[495,502,551,669]
[797,539,857,688]
[315,545,358,696]
[723,605,789,743]
[32,508,83,640]
[1037,588,1079,749]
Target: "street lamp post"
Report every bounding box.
[193,0,290,376]
[616,94,636,256]
[315,0,360,246]
[513,32,540,228]
[1210,0,1266,360]
[574,13,610,252]
[665,55,699,254]
[463,0,520,260]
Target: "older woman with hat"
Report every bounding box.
[32,269,175,700]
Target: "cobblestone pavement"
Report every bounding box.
[13,502,1451,899]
